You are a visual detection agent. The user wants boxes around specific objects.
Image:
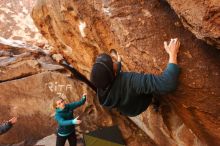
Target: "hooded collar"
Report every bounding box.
[97,62,121,106]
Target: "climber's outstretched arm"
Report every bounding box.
[132,38,181,95]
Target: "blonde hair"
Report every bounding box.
[51,96,64,110]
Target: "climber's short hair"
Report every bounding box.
[90,53,114,89]
[52,96,64,109]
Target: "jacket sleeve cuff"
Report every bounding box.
[167,63,180,76]
[81,96,86,104]
[72,119,76,125]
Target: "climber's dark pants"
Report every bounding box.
[56,132,77,146]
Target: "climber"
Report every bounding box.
[53,93,87,146]
[0,117,17,135]
[90,38,180,116]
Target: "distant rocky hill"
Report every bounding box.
[0,0,46,45]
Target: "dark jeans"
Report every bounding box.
[56,132,77,146]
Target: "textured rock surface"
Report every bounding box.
[165,0,220,49]
[32,0,220,146]
[0,39,154,146]
[0,0,46,45]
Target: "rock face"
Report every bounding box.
[0,39,155,146]
[32,0,220,146]
[0,0,46,45]
[165,0,220,49]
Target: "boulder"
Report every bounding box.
[32,0,220,146]
[0,39,154,146]
[165,0,220,49]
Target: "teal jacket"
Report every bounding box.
[55,97,86,136]
[98,63,180,117]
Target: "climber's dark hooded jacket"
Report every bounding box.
[97,62,180,117]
